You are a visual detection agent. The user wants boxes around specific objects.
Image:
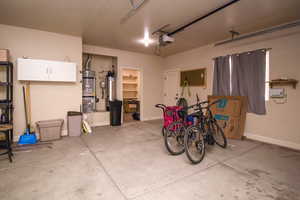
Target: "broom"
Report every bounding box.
[18,84,37,144]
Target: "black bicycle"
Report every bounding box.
[184,98,227,164]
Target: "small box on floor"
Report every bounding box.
[0,49,9,62]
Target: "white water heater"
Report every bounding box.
[105,70,116,110]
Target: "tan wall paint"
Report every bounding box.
[1,23,299,148]
[0,24,82,140]
[164,26,300,148]
[83,45,164,121]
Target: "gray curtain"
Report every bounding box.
[231,49,266,115]
[212,56,230,96]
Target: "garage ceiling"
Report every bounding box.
[1,0,300,56]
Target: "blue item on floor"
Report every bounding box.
[18,129,37,144]
[187,115,194,123]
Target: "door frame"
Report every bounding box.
[163,68,180,105]
[119,66,143,121]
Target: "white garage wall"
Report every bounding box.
[164,26,300,149]
[0,24,83,140]
[83,45,164,121]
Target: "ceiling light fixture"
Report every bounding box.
[138,30,154,47]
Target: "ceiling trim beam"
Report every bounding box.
[214,20,300,46]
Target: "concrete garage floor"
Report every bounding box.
[0,120,300,200]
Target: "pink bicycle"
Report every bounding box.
[155,104,193,155]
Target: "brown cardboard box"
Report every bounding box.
[0,49,9,62]
[208,95,247,139]
[0,133,5,141]
[221,117,244,139]
[209,96,243,117]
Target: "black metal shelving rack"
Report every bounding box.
[0,61,13,142]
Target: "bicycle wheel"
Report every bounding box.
[184,126,205,164]
[211,121,227,148]
[164,121,186,155]
[162,127,166,136]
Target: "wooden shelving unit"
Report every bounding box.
[0,62,13,136]
[123,74,138,99]
[0,61,13,162]
[122,70,140,115]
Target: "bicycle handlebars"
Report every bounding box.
[155,99,223,112]
[155,104,167,110]
[187,100,209,110]
[199,99,222,110]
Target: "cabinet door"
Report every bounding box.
[17,58,49,81]
[48,61,76,82]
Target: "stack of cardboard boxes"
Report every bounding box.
[208,95,247,139]
[0,49,9,62]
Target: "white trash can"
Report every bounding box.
[67,111,82,136]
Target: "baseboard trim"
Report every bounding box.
[244,132,300,151]
[142,116,162,121]
[13,130,67,142]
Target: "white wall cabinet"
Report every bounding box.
[17,58,77,82]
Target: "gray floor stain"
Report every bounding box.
[247,169,271,178]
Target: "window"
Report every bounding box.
[228,50,270,101]
[213,49,268,114]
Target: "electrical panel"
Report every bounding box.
[269,88,285,98]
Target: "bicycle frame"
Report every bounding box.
[191,99,221,144]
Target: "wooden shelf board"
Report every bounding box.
[123,96,138,99]
[123,90,138,92]
[123,97,138,99]
[0,124,13,131]
[269,79,298,89]
[123,82,138,85]
[123,75,137,79]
